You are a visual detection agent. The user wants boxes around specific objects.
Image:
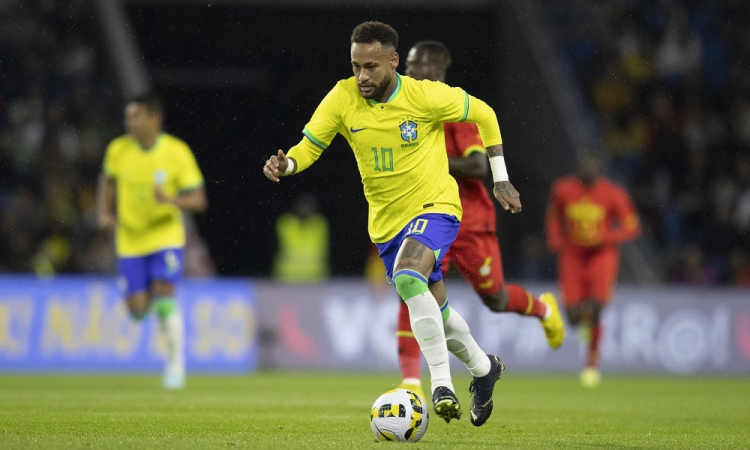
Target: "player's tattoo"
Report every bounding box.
[395,237,432,274]
[495,181,519,199]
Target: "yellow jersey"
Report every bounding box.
[103,133,204,256]
[287,73,503,243]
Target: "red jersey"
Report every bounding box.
[444,122,496,233]
[546,175,640,253]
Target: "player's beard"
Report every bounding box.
[359,72,392,101]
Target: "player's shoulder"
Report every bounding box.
[553,175,579,189]
[332,77,359,99]
[402,75,448,95]
[106,134,136,155]
[160,133,192,152]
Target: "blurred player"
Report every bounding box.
[546,151,640,387]
[264,21,519,426]
[97,92,207,389]
[396,40,566,401]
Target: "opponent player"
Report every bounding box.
[546,151,640,387]
[263,21,519,427]
[396,40,566,401]
[97,92,207,389]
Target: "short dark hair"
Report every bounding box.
[412,40,452,67]
[351,21,398,50]
[128,92,164,116]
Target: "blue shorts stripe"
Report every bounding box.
[440,300,450,312]
[393,269,428,285]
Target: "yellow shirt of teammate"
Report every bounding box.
[287,73,503,243]
[103,133,204,256]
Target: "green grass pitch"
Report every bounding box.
[0,372,748,449]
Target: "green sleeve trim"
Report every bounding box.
[302,128,328,150]
[460,91,469,122]
[179,181,204,193]
[464,146,486,157]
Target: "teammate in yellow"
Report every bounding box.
[97,92,207,389]
[263,21,520,427]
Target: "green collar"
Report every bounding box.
[368,72,402,105]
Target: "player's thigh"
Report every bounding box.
[394,237,439,278]
[148,248,184,297]
[587,250,620,302]
[118,255,149,310]
[558,252,586,307]
[393,214,460,282]
[451,232,505,295]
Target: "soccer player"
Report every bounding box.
[263,21,518,427]
[546,151,640,387]
[395,40,566,401]
[97,92,207,389]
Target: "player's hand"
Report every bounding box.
[154,187,174,205]
[263,149,289,182]
[98,212,116,231]
[493,181,522,214]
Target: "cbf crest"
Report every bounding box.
[399,119,418,143]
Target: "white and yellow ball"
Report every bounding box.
[369,388,429,442]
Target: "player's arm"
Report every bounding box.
[155,186,208,213]
[96,172,117,231]
[264,83,341,182]
[545,183,565,253]
[157,144,209,212]
[449,152,487,179]
[429,83,520,212]
[263,137,325,182]
[602,188,641,245]
[448,124,488,179]
[463,96,521,213]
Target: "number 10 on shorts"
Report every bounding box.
[407,218,428,235]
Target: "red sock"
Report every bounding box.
[505,284,546,318]
[586,324,602,368]
[397,301,421,380]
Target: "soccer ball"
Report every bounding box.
[370,389,429,442]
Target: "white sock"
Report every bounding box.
[161,311,185,375]
[443,306,490,378]
[404,291,454,394]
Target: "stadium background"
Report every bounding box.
[1,0,749,375]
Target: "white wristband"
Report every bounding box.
[489,156,509,182]
[283,158,296,175]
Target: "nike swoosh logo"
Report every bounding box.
[424,333,442,341]
[350,126,367,133]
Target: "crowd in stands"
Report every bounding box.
[544,0,750,285]
[2,0,748,285]
[0,0,215,278]
[0,0,114,275]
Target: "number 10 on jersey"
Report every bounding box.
[372,147,394,172]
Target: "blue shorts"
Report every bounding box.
[375,213,460,285]
[117,248,184,297]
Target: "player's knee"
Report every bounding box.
[128,308,149,321]
[126,293,149,321]
[565,306,581,325]
[480,288,508,312]
[588,299,604,322]
[394,269,429,300]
